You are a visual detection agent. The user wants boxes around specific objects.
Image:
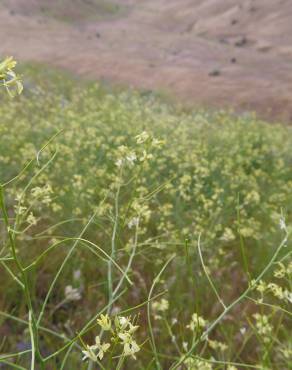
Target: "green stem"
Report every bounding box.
[197,233,226,309]
[147,255,175,370]
[237,194,251,281]
[108,182,121,308]
[171,232,288,369]
[0,186,44,368]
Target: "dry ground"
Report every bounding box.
[1,0,292,122]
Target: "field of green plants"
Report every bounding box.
[0,61,291,369]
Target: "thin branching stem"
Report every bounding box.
[171,232,289,369]
[37,210,98,325]
[0,186,45,368]
[107,181,121,309]
[197,233,226,310]
[147,255,175,370]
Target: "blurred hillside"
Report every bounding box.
[1,0,292,122]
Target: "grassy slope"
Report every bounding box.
[4,0,123,22]
[0,65,291,369]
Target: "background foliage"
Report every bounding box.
[0,65,291,369]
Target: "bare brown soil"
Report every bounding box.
[2,0,292,122]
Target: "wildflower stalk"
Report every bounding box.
[0,350,32,362]
[237,193,251,282]
[171,232,289,369]
[1,129,63,189]
[0,360,27,370]
[28,311,36,370]
[116,355,125,370]
[193,356,266,369]
[0,186,45,369]
[43,290,126,362]
[147,255,175,370]
[162,316,181,355]
[59,343,75,370]
[108,181,121,308]
[24,237,132,281]
[0,260,24,288]
[0,310,78,347]
[1,159,34,188]
[37,210,99,325]
[246,295,292,316]
[13,151,58,235]
[113,218,139,297]
[197,233,226,309]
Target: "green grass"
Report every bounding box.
[4,0,125,23]
[0,65,291,369]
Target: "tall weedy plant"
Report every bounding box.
[0,60,291,370]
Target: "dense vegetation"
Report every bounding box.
[0,65,291,369]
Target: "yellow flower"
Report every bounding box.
[97,314,111,331]
[187,313,207,331]
[0,57,23,96]
[118,332,140,359]
[208,339,228,352]
[152,298,169,312]
[91,336,110,360]
[82,345,97,362]
[135,131,149,144]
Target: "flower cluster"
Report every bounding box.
[0,57,23,96]
[82,314,140,363]
[1,66,291,369]
[182,357,213,370]
[152,298,169,320]
[251,259,292,304]
[208,339,228,352]
[187,313,208,333]
[253,313,273,343]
